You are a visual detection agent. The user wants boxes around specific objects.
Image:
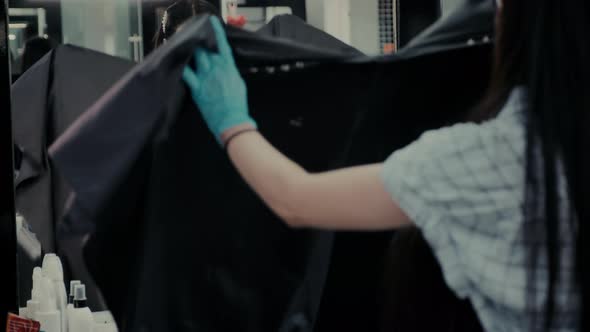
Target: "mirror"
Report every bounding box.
[8,8,49,79]
[8,0,448,329]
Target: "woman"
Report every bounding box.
[182,0,588,330]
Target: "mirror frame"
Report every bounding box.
[0,0,18,327]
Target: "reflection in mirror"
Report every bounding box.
[8,7,55,80]
[5,0,449,73]
[8,1,458,331]
[6,0,435,74]
[8,0,63,82]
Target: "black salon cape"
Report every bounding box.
[12,46,133,253]
[50,4,494,332]
[257,14,362,57]
[399,0,495,58]
[12,46,134,308]
[51,19,357,332]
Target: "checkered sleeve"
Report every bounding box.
[381,117,526,301]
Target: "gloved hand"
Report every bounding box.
[182,16,257,145]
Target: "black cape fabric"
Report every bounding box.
[44,1,494,330]
[12,45,133,252]
[379,229,484,332]
[397,0,442,48]
[399,0,495,58]
[52,19,350,332]
[12,45,134,308]
[257,14,363,57]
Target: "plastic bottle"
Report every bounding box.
[19,307,29,318]
[42,254,68,332]
[37,309,61,332]
[73,285,88,309]
[68,285,93,332]
[36,275,61,332]
[24,300,39,320]
[32,267,43,294]
[66,280,81,331]
[25,267,43,320]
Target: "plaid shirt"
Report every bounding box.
[382,88,579,331]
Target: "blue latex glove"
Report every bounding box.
[182,16,257,144]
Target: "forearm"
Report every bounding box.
[225,130,411,230]
[226,130,308,226]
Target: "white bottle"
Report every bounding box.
[37,275,62,332]
[26,267,43,320]
[68,284,93,332]
[42,254,68,332]
[66,280,82,329]
[19,307,29,318]
[32,267,43,294]
[37,310,62,332]
[25,299,39,320]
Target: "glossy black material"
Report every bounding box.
[398,0,441,48]
[0,0,18,327]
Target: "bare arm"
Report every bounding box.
[226,130,412,230]
[183,18,411,231]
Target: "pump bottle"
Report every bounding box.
[68,284,93,332]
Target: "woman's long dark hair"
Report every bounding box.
[477,0,589,330]
[153,0,220,47]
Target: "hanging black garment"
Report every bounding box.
[397,0,441,48]
[12,45,133,252]
[11,45,134,308]
[48,0,495,329]
[51,20,352,332]
[257,14,363,56]
[399,0,496,58]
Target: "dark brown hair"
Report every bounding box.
[476,1,590,330]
